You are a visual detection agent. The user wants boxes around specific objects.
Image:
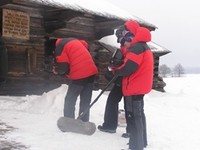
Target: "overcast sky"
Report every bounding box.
[107,0,200,69]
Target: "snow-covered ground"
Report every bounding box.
[0,74,200,150]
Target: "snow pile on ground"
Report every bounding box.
[0,74,200,150]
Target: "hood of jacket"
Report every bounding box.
[124,20,139,35]
[124,20,151,45]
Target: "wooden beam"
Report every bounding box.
[43,9,84,21]
[49,28,94,39]
[12,0,42,8]
[43,9,85,33]
[0,0,12,6]
[95,28,114,40]
[44,21,66,33]
[95,20,124,30]
[2,4,43,18]
[94,20,123,39]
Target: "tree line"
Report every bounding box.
[159,64,184,77]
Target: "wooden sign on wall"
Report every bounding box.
[2,9,30,40]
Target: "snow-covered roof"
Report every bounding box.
[99,35,170,54]
[29,0,157,30]
[147,41,170,53]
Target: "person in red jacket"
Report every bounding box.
[114,20,154,150]
[53,38,98,122]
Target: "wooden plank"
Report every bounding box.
[65,22,94,30]
[95,28,114,40]
[50,27,94,39]
[95,20,124,30]
[30,18,44,28]
[12,0,42,8]
[44,9,84,21]
[2,37,43,46]
[30,27,45,36]
[0,0,12,6]
[68,16,94,26]
[44,17,94,33]
[2,4,43,18]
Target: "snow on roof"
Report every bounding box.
[148,41,170,53]
[29,0,157,29]
[99,35,170,53]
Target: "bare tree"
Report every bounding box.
[173,64,184,77]
[159,64,171,77]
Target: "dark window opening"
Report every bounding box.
[44,37,57,72]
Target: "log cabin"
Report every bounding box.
[0,0,169,95]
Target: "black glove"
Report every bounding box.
[110,49,124,67]
[104,67,114,82]
[54,62,69,75]
[110,58,124,67]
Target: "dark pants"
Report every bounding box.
[125,95,147,150]
[102,84,129,132]
[64,76,94,122]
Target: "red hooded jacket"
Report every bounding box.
[119,20,154,96]
[55,38,98,80]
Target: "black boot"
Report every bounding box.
[97,125,116,133]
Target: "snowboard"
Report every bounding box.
[57,117,96,135]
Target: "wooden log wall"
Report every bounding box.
[91,45,113,90]
[0,1,166,95]
[152,55,166,92]
[0,4,46,76]
[0,3,110,95]
[47,16,95,40]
